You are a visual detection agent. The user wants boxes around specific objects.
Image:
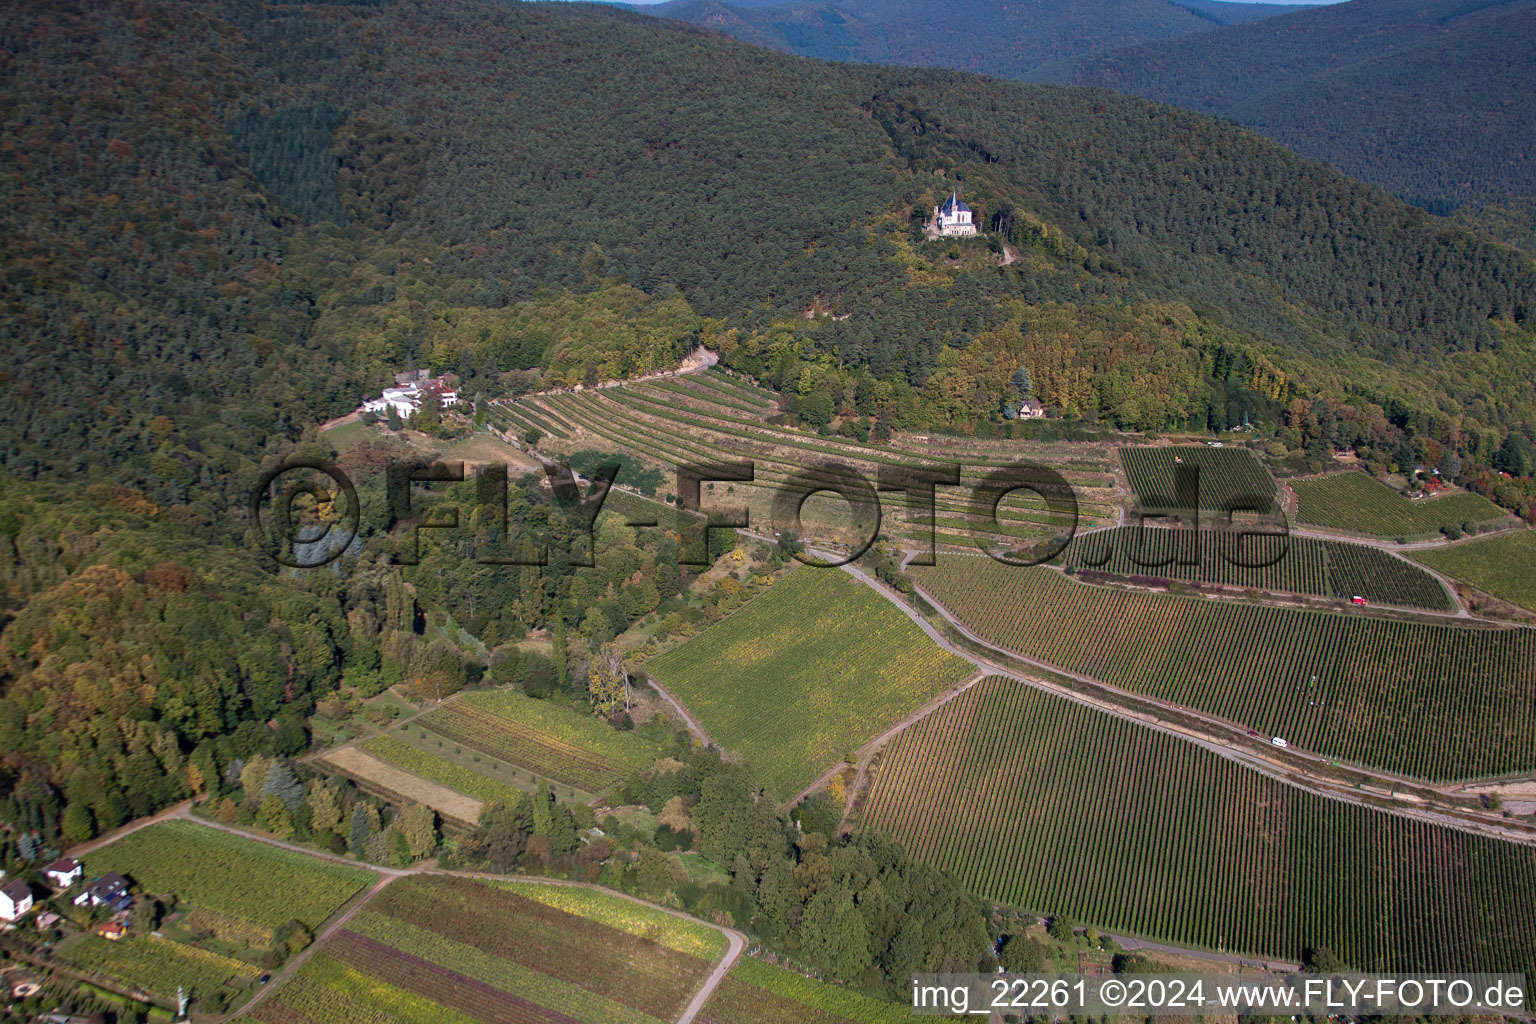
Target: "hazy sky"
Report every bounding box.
[605,0,1344,5]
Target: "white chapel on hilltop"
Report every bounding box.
[933,191,978,237]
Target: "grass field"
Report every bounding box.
[860,676,1536,979]
[698,956,948,1024]
[1290,472,1508,537]
[1059,527,1452,610]
[1120,445,1276,513]
[86,821,374,934]
[417,688,662,794]
[910,556,1536,779]
[1412,530,1536,612]
[644,567,973,797]
[248,877,723,1024]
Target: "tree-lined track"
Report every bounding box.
[1060,526,1454,611]
[908,555,1536,778]
[859,676,1536,980]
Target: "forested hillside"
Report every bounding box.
[1032,0,1536,234]
[3,0,1536,873]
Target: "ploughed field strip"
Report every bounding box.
[859,677,1536,979]
[1058,526,1453,611]
[1290,471,1509,538]
[911,557,1536,778]
[1121,445,1278,513]
[644,567,973,798]
[416,689,662,795]
[358,734,527,807]
[248,876,724,1024]
[523,383,1118,547]
[697,955,961,1024]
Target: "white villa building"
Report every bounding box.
[932,191,978,237]
[361,369,459,419]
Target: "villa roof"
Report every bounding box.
[939,191,970,214]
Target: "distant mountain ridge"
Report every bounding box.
[1029,0,1536,231]
[634,0,1296,76]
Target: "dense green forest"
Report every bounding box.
[3,0,1536,921]
[1031,0,1536,238]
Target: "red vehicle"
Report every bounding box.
[1351,595,1368,605]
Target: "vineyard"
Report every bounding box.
[497,880,727,959]
[859,677,1536,979]
[490,374,1120,551]
[1290,472,1509,537]
[61,933,258,1001]
[1059,527,1453,610]
[357,735,527,807]
[698,955,955,1024]
[249,876,722,1024]
[416,688,662,794]
[1120,445,1277,513]
[644,567,973,797]
[87,821,375,932]
[1412,530,1536,613]
[910,557,1536,778]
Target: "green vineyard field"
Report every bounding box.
[1290,472,1508,537]
[87,821,375,932]
[910,557,1536,778]
[1059,527,1452,610]
[62,933,258,1002]
[1121,445,1276,513]
[249,876,721,1024]
[645,567,973,797]
[1413,530,1536,612]
[418,688,661,794]
[860,677,1536,978]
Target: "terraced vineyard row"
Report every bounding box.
[533,387,1117,544]
[1060,527,1453,610]
[1291,471,1510,538]
[861,677,1536,978]
[418,688,660,793]
[911,557,1536,778]
[1122,445,1277,513]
